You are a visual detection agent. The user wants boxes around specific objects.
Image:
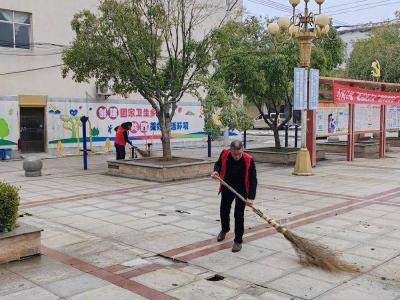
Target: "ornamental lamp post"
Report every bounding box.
[268,0,330,176]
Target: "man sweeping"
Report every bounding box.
[212,140,257,252]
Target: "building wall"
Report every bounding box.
[340,30,370,67]
[0,0,241,155]
[0,0,99,98]
[0,0,241,99]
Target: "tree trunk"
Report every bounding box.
[161,130,172,160]
[159,115,172,160]
[273,127,281,149]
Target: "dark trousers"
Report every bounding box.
[220,188,246,243]
[115,145,126,160]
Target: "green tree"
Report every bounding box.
[0,119,10,140]
[347,24,400,83]
[62,0,236,159]
[198,78,253,139]
[211,18,344,148]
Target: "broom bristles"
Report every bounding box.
[283,231,359,273]
[217,179,359,273]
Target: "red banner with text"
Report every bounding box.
[334,83,400,105]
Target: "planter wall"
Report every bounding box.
[245,148,326,165]
[387,137,400,147]
[0,223,42,264]
[316,141,389,158]
[108,157,214,182]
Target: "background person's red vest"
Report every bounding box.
[219,149,252,194]
[115,126,126,146]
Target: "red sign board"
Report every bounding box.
[333,83,400,105]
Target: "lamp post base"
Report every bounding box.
[293,148,313,176]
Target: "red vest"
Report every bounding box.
[219,149,252,194]
[115,126,126,146]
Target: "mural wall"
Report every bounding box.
[0,100,19,149]
[46,99,205,149]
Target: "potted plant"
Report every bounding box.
[0,181,20,233]
[0,181,42,264]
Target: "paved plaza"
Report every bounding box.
[1,145,400,299]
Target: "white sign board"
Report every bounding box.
[387,105,400,129]
[316,103,348,137]
[309,69,319,110]
[294,68,307,110]
[354,104,380,132]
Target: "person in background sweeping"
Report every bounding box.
[114,122,133,160]
[212,140,257,253]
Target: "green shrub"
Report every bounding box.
[0,181,20,232]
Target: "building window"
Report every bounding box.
[0,9,31,49]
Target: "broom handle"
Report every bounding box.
[216,176,287,233]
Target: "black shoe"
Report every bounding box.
[232,242,242,252]
[217,231,227,242]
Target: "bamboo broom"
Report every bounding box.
[216,177,359,273]
[130,146,150,158]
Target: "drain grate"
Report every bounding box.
[206,274,225,282]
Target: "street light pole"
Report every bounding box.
[268,0,330,176]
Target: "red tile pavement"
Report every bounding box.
[20,178,208,209]
[119,264,165,279]
[41,246,175,300]
[104,264,131,273]
[364,187,400,200]
[161,198,363,258]
[260,184,364,201]
[373,201,400,208]
[167,190,400,262]
[35,180,400,298]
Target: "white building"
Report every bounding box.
[0,0,241,157]
[338,19,399,67]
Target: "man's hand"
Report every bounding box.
[245,199,254,207]
[211,171,219,180]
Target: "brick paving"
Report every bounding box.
[1,145,400,299]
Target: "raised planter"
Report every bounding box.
[316,141,389,158]
[107,157,214,182]
[0,223,42,264]
[245,147,326,165]
[386,137,400,147]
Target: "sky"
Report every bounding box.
[243,0,400,28]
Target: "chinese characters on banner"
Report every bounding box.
[333,83,400,105]
[96,106,157,120]
[46,100,202,146]
[96,106,190,133]
[94,105,193,133]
